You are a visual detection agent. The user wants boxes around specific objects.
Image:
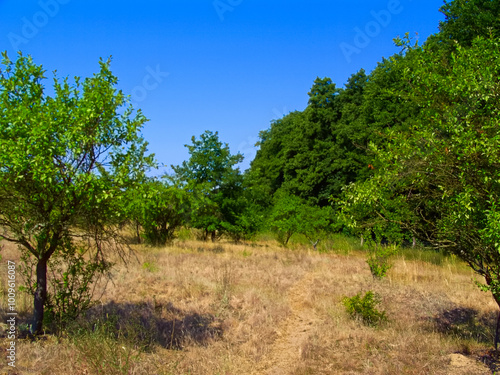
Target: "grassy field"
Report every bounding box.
[0,235,499,374]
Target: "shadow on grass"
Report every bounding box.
[430,307,500,372]
[71,300,223,350]
[431,307,496,345]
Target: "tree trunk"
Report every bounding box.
[412,236,416,248]
[31,257,48,335]
[360,235,364,247]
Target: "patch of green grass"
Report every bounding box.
[399,246,449,266]
[176,227,195,241]
[142,261,158,273]
[319,234,363,255]
[69,313,144,375]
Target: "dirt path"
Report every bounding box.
[446,354,490,375]
[252,267,322,375]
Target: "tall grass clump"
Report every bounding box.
[70,314,143,375]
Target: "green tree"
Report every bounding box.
[249,70,398,208]
[341,37,500,346]
[172,130,244,241]
[428,0,500,48]
[268,192,303,246]
[296,204,332,250]
[138,179,189,246]
[0,53,154,334]
[269,191,331,248]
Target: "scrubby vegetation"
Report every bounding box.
[1,236,498,374]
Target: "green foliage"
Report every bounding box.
[342,35,500,319]
[20,241,112,332]
[249,63,416,211]
[139,180,189,246]
[428,0,500,49]
[342,291,387,327]
[0,52,154,334]
[366,244,397,279]
[142,261,158,273]
[268,191,332,247]
[268,192,303,246]
[335,181,414,247]
[173,130,255,241]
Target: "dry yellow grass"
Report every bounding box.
[0,238,498,374]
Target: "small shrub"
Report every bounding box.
[366,244,397,279]
[20,243,112,333]
[342,291,387,327]
[142,261,158,273]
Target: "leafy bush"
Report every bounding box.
[342,291,387,326]
[140,181,189,246]
[269,191,332,247]
[366,244,397,279]
[20,242,112,333]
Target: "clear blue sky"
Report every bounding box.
[0,0,445,173]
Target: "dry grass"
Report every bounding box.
[0,238,498,374]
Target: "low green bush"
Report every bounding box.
[366,244,397,279]
[342,291,387,327]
